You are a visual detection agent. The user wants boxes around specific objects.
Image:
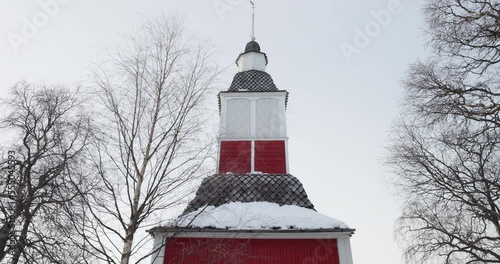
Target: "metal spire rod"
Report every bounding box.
[250,0,256,41]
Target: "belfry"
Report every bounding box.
[149,4,355,264]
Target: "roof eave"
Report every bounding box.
[148,226,356,236]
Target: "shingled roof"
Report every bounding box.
[228,70,278,92]
[182,174,315,215]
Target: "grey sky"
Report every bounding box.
[1,1,428,263]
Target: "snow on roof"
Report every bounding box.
[173,202,349,230]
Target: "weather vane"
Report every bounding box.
[250,0,256,41]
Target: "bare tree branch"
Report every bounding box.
[78,15,220,264]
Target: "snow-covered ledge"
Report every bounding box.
[174,202,349,230]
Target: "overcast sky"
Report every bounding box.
[1,1,428,263]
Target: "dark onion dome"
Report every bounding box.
[228,70,277,92]
[245,40,261,53]
[181,174,315,215]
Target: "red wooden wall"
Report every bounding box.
[164,237,339,264]
[255,141,286,174]
[219,140,287,174]
[219,141,251,174]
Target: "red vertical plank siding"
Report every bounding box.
[164,238,339,264]
[219,141,251,174]
[255,141,287,174]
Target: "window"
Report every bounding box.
[225,99,251,138]
[219,141,251,174]
[256,98,280,138]
[254,140,286,174]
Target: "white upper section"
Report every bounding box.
[237,52,267,72]
[220,91,287,139]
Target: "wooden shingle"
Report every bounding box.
[182,174,315,215]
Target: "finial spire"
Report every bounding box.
[250,0,256,41]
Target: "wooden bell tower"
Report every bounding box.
[218,40,289,175]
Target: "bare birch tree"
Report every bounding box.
[79,16,220,264]
[389,1,500,263]
[0,82,95,264]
